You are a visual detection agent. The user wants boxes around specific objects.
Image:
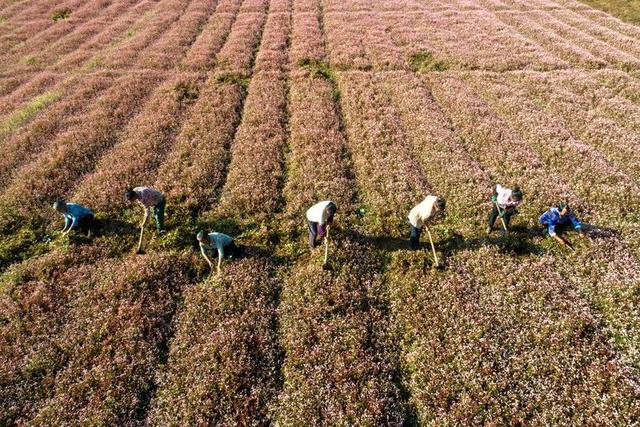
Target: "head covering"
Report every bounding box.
[196,230,206,241]
[53,199,66,211]
[511,186,523,201]
[124,188,136,201]
[435,196,446,211]
[558,202,569,212]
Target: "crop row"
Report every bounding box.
[214,0,269,75]
[0,71,61,120]
[217,71,287,218]
[0,72,115,189]
[149,258,280,425]
[180,0,243,71]
[73,73,204,215]
[276,240,403,424]
[336,71,429,234]
[289,0,325,65]
[253,0,292,73]
[283,71,353,224]
[155,77,245,213]
[0,72,163,233]
[137,0,220,70]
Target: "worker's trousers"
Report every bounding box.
[488,205,514,229]
[152,197,166,232]
[409,223,422,250]
[307,220,327,248]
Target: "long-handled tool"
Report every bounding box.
[323,225,330,267]
[136,224,145,254]
[494,200,509,234]
[425,226,439,268]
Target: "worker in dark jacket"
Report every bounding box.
[53,199,95,236]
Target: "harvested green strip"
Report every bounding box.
[0,91,59,138]
[577,0,640,25]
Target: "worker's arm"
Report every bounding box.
[61,214,72,233]
[200,244,214,270]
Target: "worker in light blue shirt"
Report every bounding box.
[196,230,242,274]
[539,202,584,248]
[53,199,95,236]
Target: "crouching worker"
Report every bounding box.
[197,230,242,274]
[539,202,584,248]
[408,195,446,250]
[53,199,95,237]
[487,184,523,234]
[125,186,166,233]
[306,200,337,249]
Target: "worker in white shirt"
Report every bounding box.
[408,195,446,250]
[486,184,523,234]
[306,200,337,249]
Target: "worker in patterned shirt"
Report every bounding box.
[306,200,337,250]
[125,186,166,233]
[408,195,446,250]
[486,184,523,234]
[539,202,584,248]
[197,230,242,274]
[53,199,95,237]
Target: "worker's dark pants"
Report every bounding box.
[488,205,514,229]
[307,220,328,248]
[224,242,243,259]
[409,224,422,250]
[152,197,166,232]
[75,214,95,235]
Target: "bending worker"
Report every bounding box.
[53,199,95,236]
[306,200,337,249]
[539,202,584,247]
[408,195,446,250]
[125,186,166,233]
[197,230,242,274]
[487,184,523,234]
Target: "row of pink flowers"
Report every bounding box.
[0,71,61,119]
[289,1,325,65]
[217,71,287,218]
[253,0,292,73]
[0,72,114,188]
[276,240,403,424]
[136,0,220,70]
[73,73,203,214]
[155,76,245,212]
[149,258,280,425]
[214,1,270,76]
[180,0,243,71]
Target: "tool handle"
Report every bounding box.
[323,226,330,265]
[426,227,439,267]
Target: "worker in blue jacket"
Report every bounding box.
[53,199,95,237]
[539,202,584,248]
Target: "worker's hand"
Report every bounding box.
[491,195,497,203]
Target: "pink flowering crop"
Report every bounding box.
[217,71,287,218]
[214,5,269,76]
[253,2,292,73]
[155,77,245,212]
[276,239,403,425]
[180,0,243,71]
[0,71,61,119]
[283,71,353,220]
[149,258,280,425]
[136,0,219,70]
[337,71,429,234]
[0,73,114,188]
[0,72,162,228]
[289,2,325,65]
[73,73,203,214]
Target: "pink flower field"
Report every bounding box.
[0,0,639,424]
